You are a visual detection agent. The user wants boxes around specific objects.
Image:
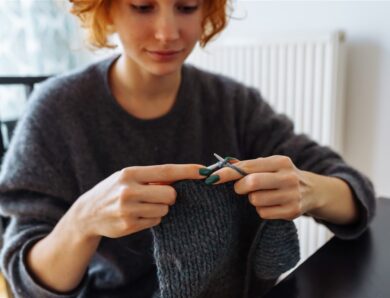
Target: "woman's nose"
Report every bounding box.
[154,13,180,43]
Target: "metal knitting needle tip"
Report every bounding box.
[213,153,225,162]
[207,161,223,171]
[206,153,229,170]
[214,153,234,168]
[213,153,247,176]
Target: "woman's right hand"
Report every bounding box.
[72,164,206,240]
[26,164,206,293]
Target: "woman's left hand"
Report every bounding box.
[207,155,317,221]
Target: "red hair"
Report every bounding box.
[69,0,230,49]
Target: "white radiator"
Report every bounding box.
[187,31,346,270]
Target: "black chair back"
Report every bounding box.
[0,76,50,159]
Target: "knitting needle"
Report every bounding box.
[206,160,224,171]
[213,153,248,176]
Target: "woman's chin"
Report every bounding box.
[145,63,183,78]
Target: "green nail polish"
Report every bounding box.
[205,175,220,185]
[199,168,213,176]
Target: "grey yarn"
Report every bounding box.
[151,180,300,298]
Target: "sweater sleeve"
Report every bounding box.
[0,81,86,297]
[1,197,87,298]
[241,87,376,240]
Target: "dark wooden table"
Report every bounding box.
[264,198,390,298]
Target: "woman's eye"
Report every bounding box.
[129,4,198,14]
[178,5,199,14]
[130,4,153,13]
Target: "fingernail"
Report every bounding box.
[205,175,220,185]
[199,168,213,176]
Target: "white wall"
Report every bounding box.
[218,1,390,197]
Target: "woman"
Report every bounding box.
[0,0,375,297]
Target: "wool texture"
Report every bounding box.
[151,180,300,298]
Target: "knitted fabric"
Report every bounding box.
[151,180,300,298]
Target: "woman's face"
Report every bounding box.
[110,0,204,77]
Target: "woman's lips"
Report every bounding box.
[147,50,183,61]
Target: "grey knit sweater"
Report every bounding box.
[0,54,376,298]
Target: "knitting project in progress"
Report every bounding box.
[151,179,300,298]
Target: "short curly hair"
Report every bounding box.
[69,0,230,49]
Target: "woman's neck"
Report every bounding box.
[111,55,181,103]
[108,55,182,119]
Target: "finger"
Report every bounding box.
[208,156,284,185]
[225,157,240,164]
[120,164,207,184]
[248,189,291,207]
[256,203,301,221]
[210,171,283,196]
[204,158,249,185]
[132,203,170,219]
[121,184,177,205]
[148,182,171,185]
[234,172,289,194]
[135,217,162,231]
